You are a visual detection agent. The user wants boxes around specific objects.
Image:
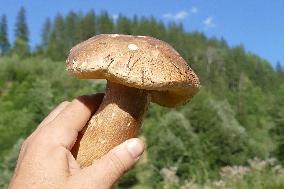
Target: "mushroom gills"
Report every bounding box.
[72,81,151,167]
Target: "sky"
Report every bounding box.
[0,0,283,66]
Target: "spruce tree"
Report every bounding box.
[131,15,139,35]
[41,18,52,50]
[65,12,79,49]
[47,14,66,60]
[0,15,10,55]
[13,7,29,57]
[78,10,96,41]
[97,12,114,34]
[115,15,132,34]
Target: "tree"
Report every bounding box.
[275,61,283,73]
[115,15,132,34]
[131,15,139,35]
[13,7,29,57]
[41,18,52,50]
[137,17,152,36]
[65,12,80,50]
[272,84,284,164]
[78,10,96,41]
[97,12,114,34]
[0,15,10,55]
[47,14,66,60]
[275,61,284,85]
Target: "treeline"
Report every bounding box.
[1,6,284,188]
[0,7,29,57]
[32,11,187,61]
[1,7,284,87]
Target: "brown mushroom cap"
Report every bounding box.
[66,34,200,107]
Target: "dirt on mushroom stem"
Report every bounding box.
[71,81,151,167]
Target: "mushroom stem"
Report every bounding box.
[72,81,150,167]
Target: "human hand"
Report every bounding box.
[9,94,145,189]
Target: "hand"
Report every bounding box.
[9,94,145,189]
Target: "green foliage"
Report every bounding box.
[0,138,23,188]
[0,56,102,163]
[178,158,284,189]
[271,84,284,164]
[12,38,30,58]
[143,90,266,186]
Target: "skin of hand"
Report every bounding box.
[9,94,145,189]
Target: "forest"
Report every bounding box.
[0,7,284,189]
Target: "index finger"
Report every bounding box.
[42,93,104,149]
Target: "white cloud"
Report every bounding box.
[190,7,198,14]
[203,16,216,28]
[163,10,188,20]
[175,11,188,19]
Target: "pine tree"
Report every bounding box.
[65,11,80,49]
[41,18,52,50]
[275,61,284,87]
[97,12,114,34]
[115,15,132,34]
[138,17,151,36]
[131,15,139,35]
[47,14,66,60]
[272,84,284,164]
[0,15,10,55]
[13,7,29,57]
[276,61,283,73]
[78,10,96,41]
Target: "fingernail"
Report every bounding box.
[127,139,144,159]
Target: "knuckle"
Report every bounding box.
[32,128,54,146]
[107,150,128,176]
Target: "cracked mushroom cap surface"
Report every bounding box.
[66,34,200,107]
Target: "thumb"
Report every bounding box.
[69,138,144,189]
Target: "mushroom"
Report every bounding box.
[66,34,200,167]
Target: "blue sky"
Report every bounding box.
[0,0,283,65]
